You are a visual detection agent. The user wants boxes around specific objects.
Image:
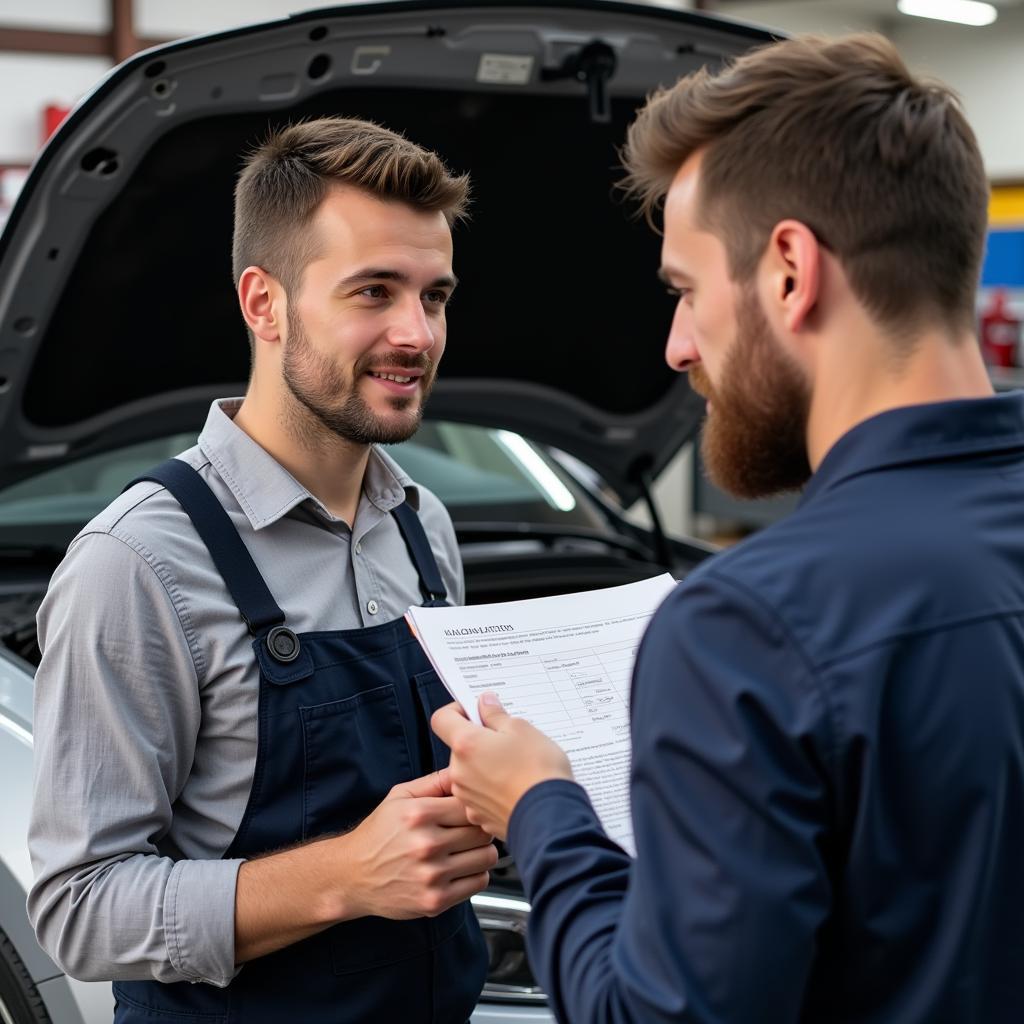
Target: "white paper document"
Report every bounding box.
[406,573,677,856]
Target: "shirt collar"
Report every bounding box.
[801,391,1024,507]
[197,398,419,530]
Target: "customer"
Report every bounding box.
[434,33,1024,1023]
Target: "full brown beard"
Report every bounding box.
[281,307,438,447]
[689,287,812,500]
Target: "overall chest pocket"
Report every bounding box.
[300,684,413,840]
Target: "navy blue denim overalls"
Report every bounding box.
[112,459,488,1024]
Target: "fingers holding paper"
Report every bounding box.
[432,693,575,840]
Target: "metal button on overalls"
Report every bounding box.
[112,459,487,1024]
[267,625,299,662]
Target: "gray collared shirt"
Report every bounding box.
[27,399,464,987]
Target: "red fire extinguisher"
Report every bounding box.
[980,289,1021,368]
[42,104,70,145]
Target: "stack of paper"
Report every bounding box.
[406,573,677,856]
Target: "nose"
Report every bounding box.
[664,299,699,373]
[387,296,438,354]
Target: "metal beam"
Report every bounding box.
[111,0,138,63]
[0,27,109,57]
[0,22,167,59]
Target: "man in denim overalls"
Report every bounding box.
[30,117,492,1023]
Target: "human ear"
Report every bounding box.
[763,220,821,334]
[237,266,284,344]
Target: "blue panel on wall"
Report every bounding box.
[982,229,1024,287]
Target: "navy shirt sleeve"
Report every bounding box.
[507,570,837,1024]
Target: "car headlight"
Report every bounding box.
[471,892,547,1004]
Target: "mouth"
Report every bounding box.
[365,369,423,395]
[368,370,419,383]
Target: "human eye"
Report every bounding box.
[423,289,451,307]
[359,284,388,300]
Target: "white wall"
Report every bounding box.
[0,53,112,163]
[719,1,886,36]
[0,0,112,165]
[888,5,1024,181]
[724,0,1024,181]
[0,0,313,165]
[134,0,336,40]
[0,0,107,33]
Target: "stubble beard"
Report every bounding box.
[281,308,437,448]
[689,286,812,500]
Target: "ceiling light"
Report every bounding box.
[896,0,998,26]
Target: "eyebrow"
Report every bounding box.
[335,268,459,291]
[657,267,690,286]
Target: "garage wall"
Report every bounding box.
[3,2,1023,175]
[0,0,108,32]
[725,0,1024,181]
[888,7,1024,181]
[134,0,365,39]
[0,0,111,166]
[0,53,112,165]
[717,1,884,36]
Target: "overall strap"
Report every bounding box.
[391,501,448,606]
[125,459,286,635]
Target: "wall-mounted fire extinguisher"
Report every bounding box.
[980,289,1021,368]
[42,104,71,145]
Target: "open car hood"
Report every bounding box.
[0,0,772,504]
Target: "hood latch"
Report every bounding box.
[541,40,617,124]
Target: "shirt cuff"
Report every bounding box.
[165,858,246,987]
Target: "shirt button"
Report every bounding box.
[355,542,362,555]
[367,599,379,615]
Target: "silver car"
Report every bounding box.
[0,1,769,1020]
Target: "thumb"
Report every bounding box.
[478,691,511,730]
[392,769,451,800]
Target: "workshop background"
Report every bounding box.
[1,0,1021,543]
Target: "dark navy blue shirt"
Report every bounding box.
[509,393,1024,1024]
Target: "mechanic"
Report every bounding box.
[28,117,493,1023]
[433,32,1024,1024]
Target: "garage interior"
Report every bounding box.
[1,0,1021,545]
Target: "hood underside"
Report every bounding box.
[0,0,773,504]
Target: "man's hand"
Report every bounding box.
[338,770,498,920]
[235,770,496,962]
[432,695,574,840]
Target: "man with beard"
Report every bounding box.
[28,118,494,1023]
[433,33,1024,1024]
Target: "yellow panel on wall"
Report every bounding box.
[989,187,1024,228]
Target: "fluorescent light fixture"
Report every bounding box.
[495,430,577,512]
[896,0,998,26]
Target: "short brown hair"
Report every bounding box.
[622,33,989,334]
[233,117,470,296]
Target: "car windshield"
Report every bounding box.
[0,420,608,532]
